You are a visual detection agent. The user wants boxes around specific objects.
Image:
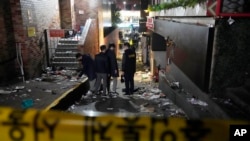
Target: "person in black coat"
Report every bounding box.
[121,42,136,95]
[75,53,96,93]
[106,43,119,94]
[94,45,109,96]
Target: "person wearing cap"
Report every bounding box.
[106,43,119,95]
[121,42,136,95]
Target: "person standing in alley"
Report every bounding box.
[75,53,96,96]
[106,43,119,95]
[121,42,136,95]
[94,45,109,96]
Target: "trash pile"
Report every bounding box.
[0,68,84,109]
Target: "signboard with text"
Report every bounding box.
[49,29,65,38]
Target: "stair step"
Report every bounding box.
[55,51,77,54]
[52,57,77,62]
[59,39,79,44]
[52,62,78,64]
[53,57,76,59]
[57,43,79,47]
[56,47,78,51]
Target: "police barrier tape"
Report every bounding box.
[0,107,249,141]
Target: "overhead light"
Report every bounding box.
[227,17,235,25]
[144,9,149,13]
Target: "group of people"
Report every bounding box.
[75,42,136,99]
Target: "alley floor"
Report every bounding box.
[1,62,250,120]
[67,70,188,118]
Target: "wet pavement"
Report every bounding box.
[67,71,187,118]
[1,66,249,120]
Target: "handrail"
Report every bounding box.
[78,18,92,45]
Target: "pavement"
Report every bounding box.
[1,65,249,120]
[67,70,187,118]
[0,72,88,111]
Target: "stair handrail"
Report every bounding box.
[78,18,92,45]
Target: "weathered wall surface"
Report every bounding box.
[0,0,60,83]
[74,0,101,57]
[20,0,60,79]
[0,0,18,83]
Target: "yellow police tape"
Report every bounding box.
[0,106,249,141]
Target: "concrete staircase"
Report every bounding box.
[51,39,79,70]
[51,18,92,70]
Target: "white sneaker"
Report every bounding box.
[86,90,92,96]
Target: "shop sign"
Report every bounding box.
[146,17,154,30]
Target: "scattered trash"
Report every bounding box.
[224,99,232,105]
[44,89,52,93]
[149,95,161,100]
[22,99,33,109]
[160,93,167,98]
[15,86,25,90]
[35,78,43,81]
[12,90,18,93]
[35,98,41,101]
[0,90,12,94]
[140,105,155,113]
[27,89,32,93]
[107,108,114,110]
[20,93,28,98]
[170,81,180,89]
[150,88,161,94]
[187,98,208,106]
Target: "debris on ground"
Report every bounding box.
[187,98,208,106]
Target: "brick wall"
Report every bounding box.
[0,0,21,83]
[60,0,72,29]
[1,0,106,83]
[104,28,119,57]
[0,0,61,81]
[19,0,60,79]
[74,0,101,57]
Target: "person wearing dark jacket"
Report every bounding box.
[94,45,109,96]
[121,42,136,95]
[106,43,119,94]
[75,53,96,93]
